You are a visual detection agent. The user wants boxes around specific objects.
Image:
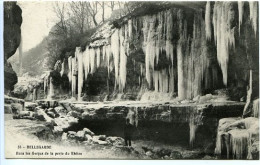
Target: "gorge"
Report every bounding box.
[4,1,259,160]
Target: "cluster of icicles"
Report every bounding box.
[141,8,219,100]
[66,21,132,100]
[142,11,176,94]
[43,72,54,100]
[205,1,258,86]
[215,116,259,159]
[62,1,258,101]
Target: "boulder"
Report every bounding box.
[67,111,81,118]
[67,131,77,139]
[215,117,259,159]
[47,112,56,118]
[97,140,108,145]
[145,151,153,157]
[85,134,93,142]
[61,132,68,141]
[19,111,30,117]
[98,135,107,141]
[54,106,67,116]
[82,128,95,136]
[36,108,54,123]
[92,136,109,145]
[106,136,124,146]
[25,102,37,111]
[53,126,63,134]
[54,116,78,131]
[76,131,85,141]
[11,103,23,114]
[170,151,183,159]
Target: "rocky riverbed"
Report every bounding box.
[5,114,212,159]
[5,95,258,159]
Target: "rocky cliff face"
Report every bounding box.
[4,1,22,93]
[44,1,258,104]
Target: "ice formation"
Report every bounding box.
[82,48,90,80]
[43,75,48,97]
[119,27,128,92]
[71,57,77,97]
[205,1,211,40]
[47,77,54,100]
[76,48,84,101]
[142,11,177,94]
[238,1,244,34]
[189,109,203,148]
[215,117,259,159]
[253,98,259,118]
[60,61,65,76]
[249,1,258,36]
[111,29,120,88]
[213,2,235,86]
[96,47,101,68]
[65,1,257,101]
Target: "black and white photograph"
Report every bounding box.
[2,0,259,160]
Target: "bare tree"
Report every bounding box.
[107,1,115,11]
[68,1,90,34]
[86,2,98,26]
[52,2,68,38]
[97,1,105,23]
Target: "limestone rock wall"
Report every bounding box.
[56,1,258,102]
[4,1,22,93]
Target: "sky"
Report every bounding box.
[17,1,57,52]
[16,0,115,53]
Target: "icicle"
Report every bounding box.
[89,48,96,74]
[71,57,77,97]
[128,19,132,38]
[212,2,235,86]
[143,16,156,87]
[153,71,159,92]
[68,56,72,83]
[189,117,198,148]
[96,47,101,68]
[105,45,111,74]
[253,98,259,118]
[249,1,258,36]
[177,39,185,100]
[111,29,120,86]
[60,61,65,76]
[229,129,249,159]
[169,66,175,93]
[47,77,54,100]
[205,1,211,40]
[76,48,84,101]
[119,28,127,92]
[102,46,106,61]
[238,1,244,34]
[83,48,90,80]
[43,76,47,97]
